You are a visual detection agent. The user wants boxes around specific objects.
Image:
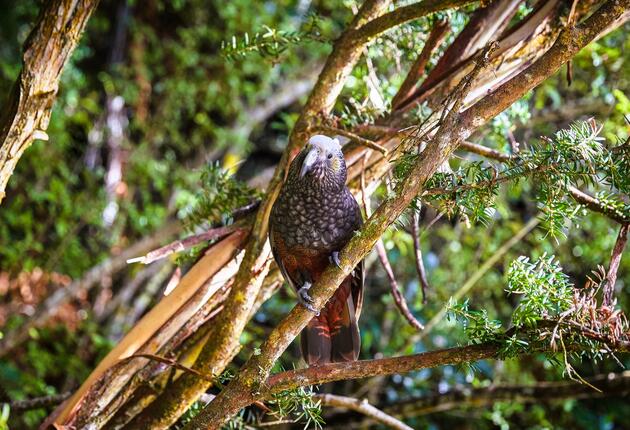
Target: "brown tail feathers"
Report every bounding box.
[300,282,360,366]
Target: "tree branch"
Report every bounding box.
[319,125,389,155]
[376,239,424,330]
[457,141,630,224]
[603,223,630,307]
[354,0,476,43]
[315,393,413,430]
[182,42,495,430]
[391,18,450,110]
[126,224,244,265]
[0,0,100,203]
[411,210,430,304]
[381,371,630,418]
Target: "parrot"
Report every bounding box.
[269,134,364,366]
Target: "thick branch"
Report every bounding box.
[0,0,100,203]
[268,344,498,394]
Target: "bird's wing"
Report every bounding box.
[269,224,300,293]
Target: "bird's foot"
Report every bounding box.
[297,282,318,314]
[329,251,341,268]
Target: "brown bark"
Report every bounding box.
[603,224,630,306]
[391,18,450,110]
[0,0,100,203]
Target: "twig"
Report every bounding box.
[392,18,450,110]
[122,353,216,383]
[315,393,413,430]
[380,371,630,419]
[603,223,630,307]
[459,140,513,161]
[354,0,476,43]
[319,125,389,155]
[127,224,242,265]
[376,240,424,330]
[457,141,630,224]
[411,210,430,304]
[410,216,541,344]
[8,392,72,412]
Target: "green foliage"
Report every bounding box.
[221,15,326,61]
[268,386,324,429]
[506,254,573,327]
[182,162,260,231]
[416,120,630,236]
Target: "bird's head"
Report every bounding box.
[292,134,347,192]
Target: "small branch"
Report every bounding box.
[355,0,476,43]
[8,392,72,412]
[319,125,389,155]
[459,141,513,162]
[268,344,498,394]
[127,224,243,265]
[457,141,630,224]
[122,353,216,383]
[376,240,424,330]
[566,186,630,225]
[383,371,630,418]
[410,217,540,344]
[603,223,630,307]
[392,18,450,110]
[315,394,413,430]
[411,210,430,304]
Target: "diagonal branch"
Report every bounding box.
[315,393,413,430]
[354,0,476,43]
[376,239,424,330]
[391,18,450,110]
[182,42,495,430]
[603,223,630,307]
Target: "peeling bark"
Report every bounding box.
[0,0,100,204]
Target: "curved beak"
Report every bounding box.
[300,148,319,178]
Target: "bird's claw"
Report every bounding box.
[329,251,341,268]
[297,282,319,314]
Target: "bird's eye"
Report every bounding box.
[327,153,333,159]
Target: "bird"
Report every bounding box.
[269,134,364,366]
